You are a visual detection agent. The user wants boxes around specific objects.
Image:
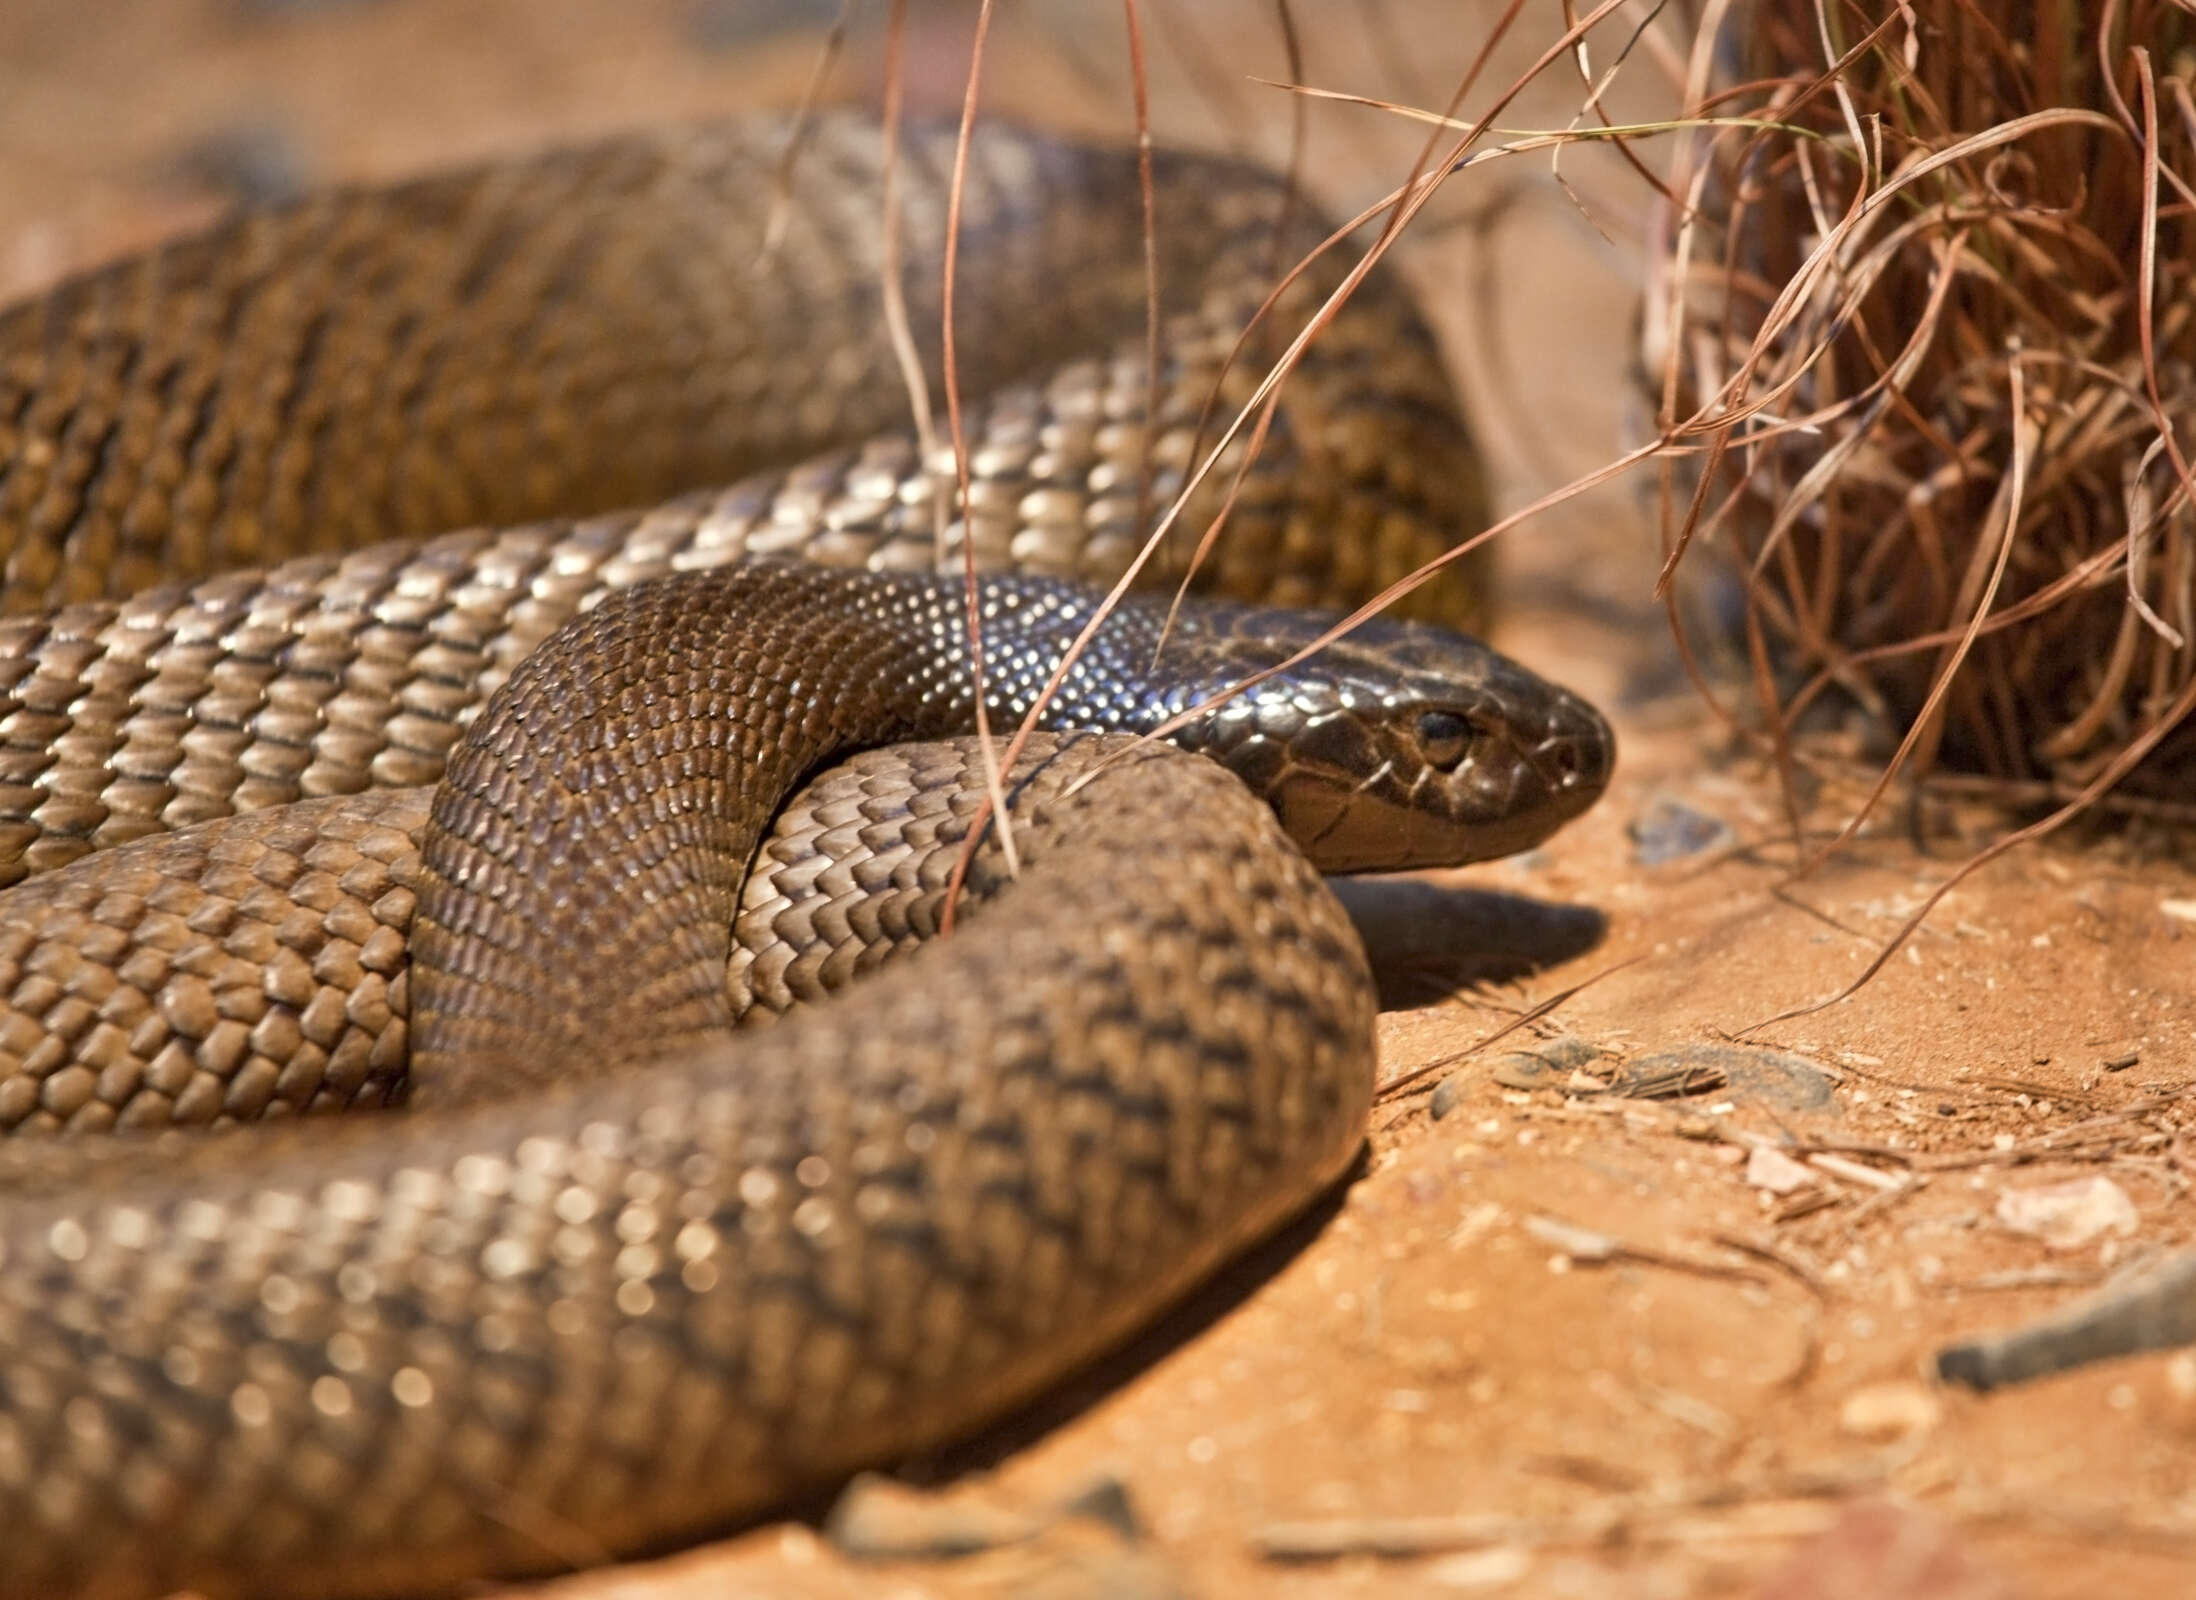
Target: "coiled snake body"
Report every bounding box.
[0,115,1612,1597]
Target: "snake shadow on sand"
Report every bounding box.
[806,877,1609,1514]
[1335,877,1609,1011]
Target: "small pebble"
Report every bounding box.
[1486,1037,1603,1093]
[824,1473,1040,1559]
[1054,1475,1143,1542]
[1838,1381,1942,1440]
[1994,1175,2138,1250]
[1627,795,1735,865]
[2165,1353,2196,1435]
[170,122,312,207]
[1606,1050,1730,1100]
[777,1524,819,1564]
[1430,1074,1467,1120]
[1531,1035,1601,1070]
[1745,1144,1817,1195]
[1490,1055,1558,1092]
[1425,1546,1533,1588]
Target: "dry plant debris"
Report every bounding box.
[1650,1,2196,812]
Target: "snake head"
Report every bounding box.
[1144,606,1614,874]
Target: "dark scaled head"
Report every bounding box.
[963,576,1611,875]
[1133,603,1614,874]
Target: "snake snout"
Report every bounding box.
[1379,668,1613,870]
[1527,686,1616,809]
[1137,605,1617,875]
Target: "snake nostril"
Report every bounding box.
[1548,728,1613,793]
[1537,735,1592,791]
[1539,699,1614,794]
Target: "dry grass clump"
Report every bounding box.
[1651,0,2196,815]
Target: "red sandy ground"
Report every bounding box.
[3,3,2191,1596]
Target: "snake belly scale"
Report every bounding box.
[0,112,1614,1597]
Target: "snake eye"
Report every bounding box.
[1416,709,1476,771]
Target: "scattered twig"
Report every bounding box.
[754,0,858,266]
[1253,1466,1886,1561]
[1938,1247,2196,1391]
[1807,1151,1907,1192]
[1523,1213,1766,1285]
[1940,1266,2109,1294]
[1380,955,1646,1103]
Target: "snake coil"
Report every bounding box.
[0,114,1611,1597]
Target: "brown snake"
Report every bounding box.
[0,114,1613,1596]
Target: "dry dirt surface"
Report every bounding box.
[4,3,2193,1597]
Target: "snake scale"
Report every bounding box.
[0,113,1613,1596]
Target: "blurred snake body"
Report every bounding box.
[0,114,1612,1597]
